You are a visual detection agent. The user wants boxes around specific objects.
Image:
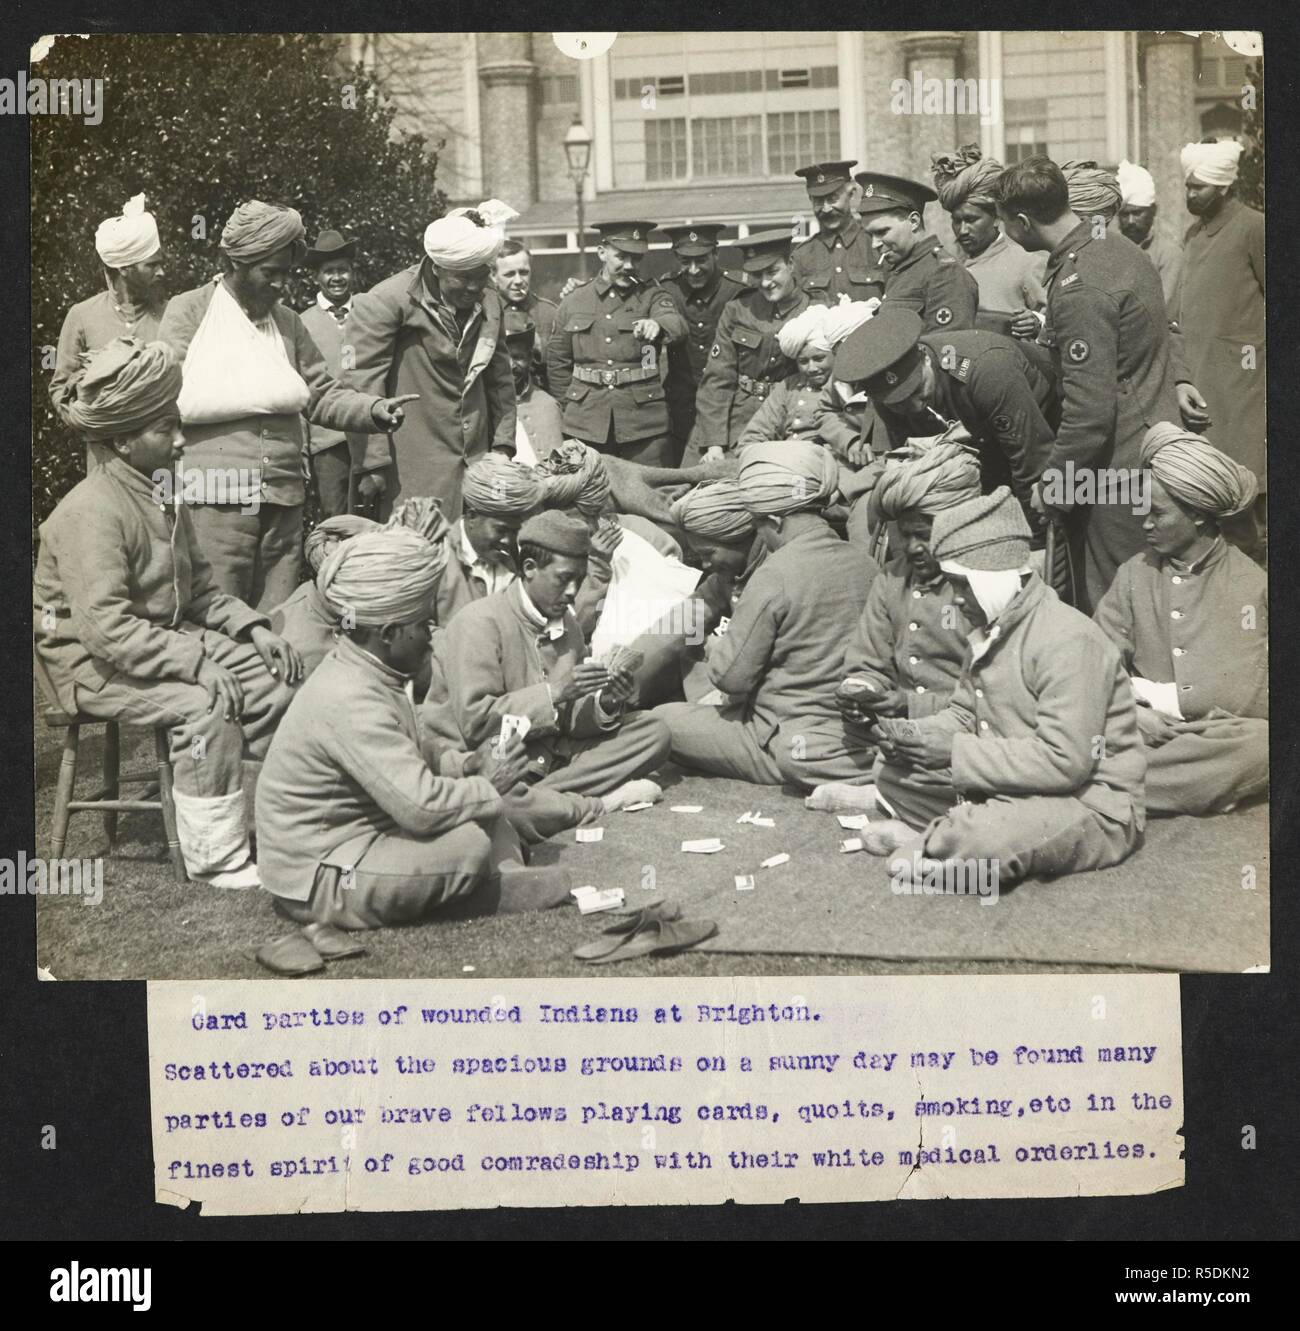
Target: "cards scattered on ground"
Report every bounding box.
[621,801,654,812]
[671,805,704,813]
[837,813,869,830]
[734,874,756,891]
[841,837,864,853]
[571,885,625,914]
[760,853,790,869]
[575,826,604,843]
[682,838,724,854]
[737,811,776,827]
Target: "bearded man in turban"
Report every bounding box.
[860,487,1146,887]
[1116,161,1183,307]
[51,195,169,458]
[1091,424,1266,817]
[36,339,300,890]
[342,202,519,521]
[653,441,882,787]
[1168,140,1266,554]
[436,453,544,625]
[254,527,571,970]
[931,145,1046,339]
[158,200,414,611]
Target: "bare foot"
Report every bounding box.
[601,779,663,813]
[862,819,914,856]
[805,782,879,814]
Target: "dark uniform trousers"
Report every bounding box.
[503,292,558,392]
[546,274,688,468]
[792,219,887,305]
[686,288,818,462]
[881,237,980,334]
[663,270,747,463]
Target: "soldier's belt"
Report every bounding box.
[737,374,774,399]
[573,365,660,387]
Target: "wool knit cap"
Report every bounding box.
[930,486,1033,571]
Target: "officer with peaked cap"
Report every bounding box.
[792,160,887,305]
[546,220,688,468]
[836,305,1061,581]
[660,224,747,462]
[857,171,978,334]
[687,228,818,462]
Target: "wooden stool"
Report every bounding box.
[35,650,188,883]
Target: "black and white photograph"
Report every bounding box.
[27,27,1267,982]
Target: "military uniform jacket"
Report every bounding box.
[547,275,687,445]
[875,330,1058,505]
[792,219,887,305]
[737,373,827,445]
[663,269,747,390]
[882,237,979,333]
[1042,222,1182,478]
[503,291,559,392]
[690,287,815,451]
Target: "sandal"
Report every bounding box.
[256,932,325,976]
[301,922,368,960]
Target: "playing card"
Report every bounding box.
[760,853,790,869]
[682,838,724,853]
[576,827,604,843]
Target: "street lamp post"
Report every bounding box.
[564,116,593,280]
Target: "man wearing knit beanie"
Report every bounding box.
[423,509,672,842]
[858,487,1148,887]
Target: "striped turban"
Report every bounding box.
[304,515,380,573]
[317,528,448,628]
[386,495,451,546]
[1061,161,1122,219]
[1181,140,1243,187]
[536,440,613,517]
[823,299,880,349]
[873,440,982,521]
[61,338,181,440]
[219,201,307,262]
[777,304,832,358]
[670,481,755,544]
[1141,422,1258,519]
[461,454,544,516]
[736,440,839,515]
[95,194,160,268]
[931,144,1003,212]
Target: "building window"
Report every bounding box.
[539,75,578,107]
[691,115,764,178]
[767,109,840,176]
[995,31,1112,163]
[645,118,688,182]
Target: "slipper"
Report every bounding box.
[256,932,324,976]
[301,921,368,960]
[575,911,716,965]
[571,901,681,962]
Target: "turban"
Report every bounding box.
[777,305,832,358]
[536,440,613,517]
[219,201,307,262]
[94,194,160,268]
[1140,422,1258,519]
[61,338,182,440]
[317,528,448,628]
[423,202,508,271]
[303,514,378,574]
[823,299,880,349]
[1061,161,1122,218]
[930,144,1003,212]
[670,481,755,544]
[385,495,451,547]
[873,440,982,521]
[518,510,591,558]
[736,440,839,515]
[461,454,544,516]
[1182,140,1244,187]
[1117,160,1157,209]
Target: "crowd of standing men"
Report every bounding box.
[35,134,1267,971]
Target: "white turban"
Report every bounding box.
[424,200,514,270]
[94,194,160,268]
[1117,161,1156,208]
[1181,140,1244,187]
[777,305,832,358]
[824,298,881,348]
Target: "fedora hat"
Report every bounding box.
[304,229,357,266]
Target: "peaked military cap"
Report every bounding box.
[854,172,939,216]
[736,228,794,273]
[663,223,725,256]
[833,305,926,404]
[594,220,658,254]
[795,160,859,198]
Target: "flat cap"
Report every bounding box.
[833,305,926,404]
[795,160,859,198]
[855,172,939,216]
[518,509,592,558]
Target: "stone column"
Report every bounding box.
[898,32,965,244]
[478,32,537,207]
[1140,32,1199,252]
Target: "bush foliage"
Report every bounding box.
[31,32,446,534]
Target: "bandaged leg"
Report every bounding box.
[173,788,259,887]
